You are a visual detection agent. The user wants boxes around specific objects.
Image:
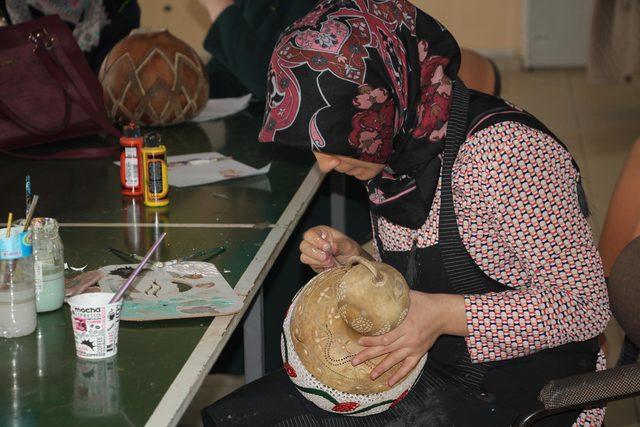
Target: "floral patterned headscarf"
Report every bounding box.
[259,0,461,228]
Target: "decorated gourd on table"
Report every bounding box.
[282,256,427,416]
[99,29,209,126]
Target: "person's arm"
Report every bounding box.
[201,1,273,99]
[462,122,611,364]
[354,123,611,384]
[201,0,234,22]
[352,290,467,386]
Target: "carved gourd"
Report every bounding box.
[282,256,425,416]
[336,257,410,337]
[99,29,209,126]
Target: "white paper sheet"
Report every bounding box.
[116,152,270,188]
[167,152,270,188]
[190,94,252,122]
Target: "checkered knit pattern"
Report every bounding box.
[373,121,610,426]
[377,184,441,250]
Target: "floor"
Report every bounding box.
[179,65,640,426]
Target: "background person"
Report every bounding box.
[199,0,501,99]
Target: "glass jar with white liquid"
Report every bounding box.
[31,218,65,313]
[0,226,36,338]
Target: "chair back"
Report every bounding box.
[608,235,640,347]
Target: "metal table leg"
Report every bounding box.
[243,287,265,383]
[330,172,347,232]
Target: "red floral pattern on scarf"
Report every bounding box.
[412,40,452,141]
[259,0,417,147]
[349,85,395,163]
[259,0,458,228]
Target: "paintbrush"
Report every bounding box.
[5,213,12,238]
[180,246,226,262]
[2,213,13,285]
[25,175,31,219]
[23,195,39,232]
[160,246,227,267]
[109,232,166,303]
[108,246,226,268]
[107,247,141,263]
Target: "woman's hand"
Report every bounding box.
[299,226,370,273]
[199,0,234,22]
[351,291,467,387]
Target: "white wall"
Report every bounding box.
[411,0,524,56]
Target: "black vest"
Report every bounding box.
[373,83,598,425]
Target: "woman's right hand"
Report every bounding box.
[299,226,369,273]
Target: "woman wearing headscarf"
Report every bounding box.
[203,1,610,425]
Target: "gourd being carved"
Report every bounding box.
[337,258,410,337]
[282,256,426,416]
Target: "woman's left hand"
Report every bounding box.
[351,291,467,387]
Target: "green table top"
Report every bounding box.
[0,106,319,427]
[0,109,313,226]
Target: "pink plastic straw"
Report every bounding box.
[109,232,166,303]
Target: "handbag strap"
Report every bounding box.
[0,86,72,136]
[0,29,121,159]
[0,28,121,138]
[32,41,121,137]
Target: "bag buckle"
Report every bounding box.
[27,29,55,52]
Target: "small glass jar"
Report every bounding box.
[31,218,65,312]
[0,226,36,338]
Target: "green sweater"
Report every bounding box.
[204,0,316,99]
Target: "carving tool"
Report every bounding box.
[320,230,341,268]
